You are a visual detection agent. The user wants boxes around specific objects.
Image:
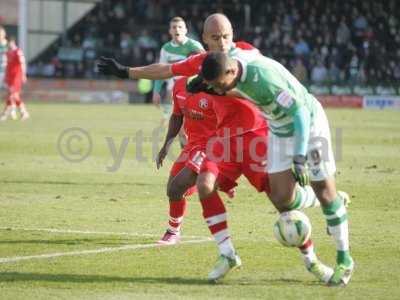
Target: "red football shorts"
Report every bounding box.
[201,127,270,193]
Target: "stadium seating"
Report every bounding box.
[28,0,400,85]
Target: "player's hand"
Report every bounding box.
[22,75,27,83]
[152,92,161,108]
[292,154,309,187]
[97,57,129,79]
[156,145,168,169]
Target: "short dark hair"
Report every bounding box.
[170,16,185,24]
[201,51,230,81]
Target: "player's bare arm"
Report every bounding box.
[156,114,184,169]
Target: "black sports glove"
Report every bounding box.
[97,57,129,79]
[292,154,309,187]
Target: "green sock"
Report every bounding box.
[322,195,352,266]
[337,250,352,266]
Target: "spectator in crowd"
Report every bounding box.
[327,62,341,84]
[294,37,310,57]
[292,57,308,83]
[311,60,328,84]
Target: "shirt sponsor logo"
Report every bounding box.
[276,91,294,108]
[182,108,204,120]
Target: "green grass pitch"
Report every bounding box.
[0,103,399,299]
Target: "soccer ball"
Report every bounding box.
[273,210,312,247]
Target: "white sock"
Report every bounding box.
[299,239,318,267]
[218,237,235,258]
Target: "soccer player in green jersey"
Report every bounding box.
[152,16,204,146]
[200,51,354,287]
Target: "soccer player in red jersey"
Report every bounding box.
[98,13,323,283]
[1,37,29,121]
[156,75,271,246]
[155,76,217,245]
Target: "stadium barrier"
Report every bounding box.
[316,95,363,108]
[22,79,139,104]
[363,96,400,110]
[21,79,400,109]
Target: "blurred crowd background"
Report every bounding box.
[29,0,400,85]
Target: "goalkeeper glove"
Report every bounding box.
[97,57,129,79]
[292,154,309,187]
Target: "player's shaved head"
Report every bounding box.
[202,13,234,53]
[203,13,232,34]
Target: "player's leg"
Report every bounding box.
[159,148,205,244]
[14,89,29,120]
[311,178,353,286]
[196,158,242,282]
[158,166,198,245]
[266,132,333,283]
[158,149,202,245]
[262,132,320,212]
[1,89,17,121]
[0,76,8,120]
[307,104,353,286]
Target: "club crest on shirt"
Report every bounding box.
[199,98,208,109]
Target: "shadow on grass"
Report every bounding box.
[0,272,209,285]
[0,272,318,287]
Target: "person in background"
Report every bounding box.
[1,36,29,121]
[152,16,204,147]
[0,26,10,120]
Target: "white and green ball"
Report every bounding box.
[273,210,312,247]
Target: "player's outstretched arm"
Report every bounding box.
[128,63,173,80]
[97,57,173,80]
[156,114,184,169]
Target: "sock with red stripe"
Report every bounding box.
[168,199,187,234]
[299,239,318,268]
[200,192,235,258]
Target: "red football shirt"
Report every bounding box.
[172,77,217,147]
[5,47,25,87]
[212,95,267,138]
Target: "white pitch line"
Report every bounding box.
[0,227,208,240]
[0,238,212,264]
